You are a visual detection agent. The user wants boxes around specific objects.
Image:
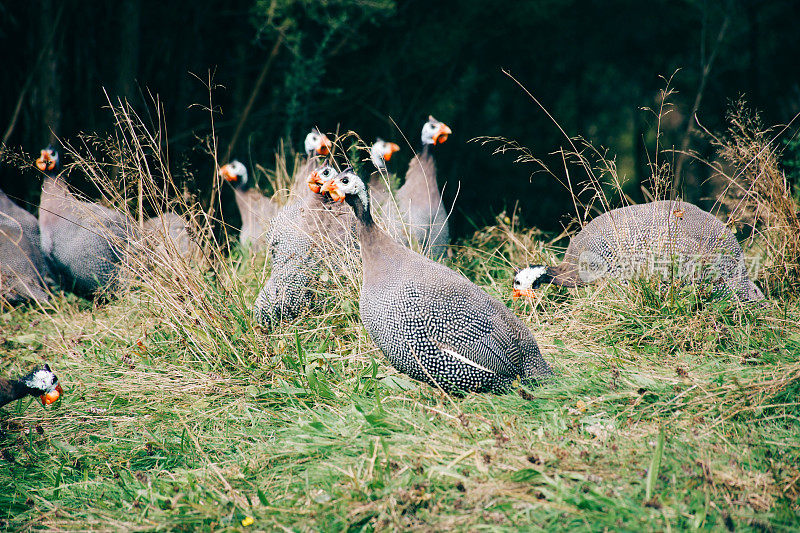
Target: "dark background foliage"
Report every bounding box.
[1,0,799,237]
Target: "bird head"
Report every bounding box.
[421,116,452,146]
[21,364,63,406]
[369,138,400,169]
[219,160,248,188]
[307,164,337,194]
[512,266,549,299]
[35,147,59,173]
[304,129,332,156]
[320,167,367,208]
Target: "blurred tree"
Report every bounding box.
[0,0,798,237]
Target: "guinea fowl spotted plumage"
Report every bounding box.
[0,364,63,408]
[287,129,332,199]
[37,147,135,297]
[318,169,552,394]
[387,116,451,259]
[220,160,279,250]
[253,164,358,326]
[0,188,50,304]
[512,200,764,302]
[367,138,400,207]
[142,211,204,264]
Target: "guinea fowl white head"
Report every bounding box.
[421,116,452,146]
[320,167,369,211]
[512,266,550,298]
[219,160,248,189]
[369,139,400,170]
[306,163,339,194]
[35,147,59,173]
[304,129,332,157]
[3,364,64,407]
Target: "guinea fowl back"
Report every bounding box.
[142,212,203,263]
[393,146,450,259]
[253,173,358,326]
[561,200,762,300]
[0,188,50,300]
[360,239,548,391]
[39,174,134,297]
[0,217,50,304]
[235,188,280,249]
[0,188,42,253]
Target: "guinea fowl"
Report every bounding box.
[253,164,357,326]
[0,364,63,408]
[512,200,764,302]
[37,147,134,297]
[0,189,50,304]
[318,169,552,394]
[142,211,204,264]
[287,129,332,199]
[367,138,400,207]
[0,187,44,257]
[220,160,280,250]
[389,116,451,260]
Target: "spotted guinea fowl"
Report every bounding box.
[367,138,400,207]
[220,160,280,250]
[142,211,204,264]
[385,116,452,260]
[37,147,135,297]
[0,189,50,304]
[0,364,63,408]
[0,216,51,304]
[0,187,44,257]
[253,164,357,326]
[287,129,332,199]
[318,168,552,394]
[512,199,764,302]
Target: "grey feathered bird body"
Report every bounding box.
[358,222,551,393]
[143,212,204,262]
[253,193,358,325]
[557,200,763,301]
[0,189,42,253]
[39,177,133,297]
[232,188,280,250]
[0,217,50,304]
[391,148,449,260]
[0,189,50,304]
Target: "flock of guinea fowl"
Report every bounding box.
[0,115,765,409]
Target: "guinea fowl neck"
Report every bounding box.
[0,379,33,408]
[42,172,68,196]
[345,192,374,228]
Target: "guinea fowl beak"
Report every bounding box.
[432,124,452,145]
[512,288,536,300]
[384,143,400,161]
[36,150,53,172]
[317,135,332,155]
[40,384,63,406]
[219,165,237,183]
[320,180,345,202]
[307,171,322,193]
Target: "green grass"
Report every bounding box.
[1,222,799,531]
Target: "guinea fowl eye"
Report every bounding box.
[341,177,349,185]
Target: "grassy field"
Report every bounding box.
[1,214,798,532]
